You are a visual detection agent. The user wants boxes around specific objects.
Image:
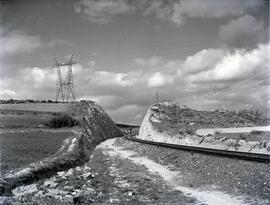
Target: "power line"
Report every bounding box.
[1,38,218,66]
[75,37,215,58]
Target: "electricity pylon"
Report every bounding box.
[53,55,76,103]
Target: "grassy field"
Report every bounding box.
[0,103,72,112]
[0,111,55,128]
[0,103,82,177]
[0,130,74,175]
[0,103,82,129]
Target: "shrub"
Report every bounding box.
[186,126,194,134]
[214,130,221,134]
[239,133,246,140]
[250,130,263,135]
[45,114,79,128]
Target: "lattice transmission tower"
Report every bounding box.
[53,55,76,102]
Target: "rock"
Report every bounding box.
[12,184,38,197]
[62,186,74,191]
[64,193,74,201]
[43,180,58,188]
[82,173,94,180]
[66,168,74,176]
[83,165,91,171]
[71,190,80,196]
[46,189,68,199]
[57,171,65,177]
[86,187,95,193]
[75,166,82,173]
[127,190,135,196]
[46,189,60,198]
[35,190,44,197]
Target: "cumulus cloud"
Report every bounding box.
[0,28,43,57]
[0,26,70,57]
[180,0,262,19]
[74,0,183,25]
[134,56,163,67]
[219,15,266,48]
[0,67,55,100]
[141,0,183,26]
[74,0,135,24]
[188,43,269,83]
[88,60,96,67]
[1,43,269,124]
[148,72,174,87]
[108,104,146,124]
[0,89,16,99]
[74,0,263,26]
[93,71,133,87]
[182,48,226,74]
[0,65,135,100]
[20,67,56,85]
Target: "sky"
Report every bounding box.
[0,0,269,125]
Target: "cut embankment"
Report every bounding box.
[0,101,122,195]
[137,102,270,155]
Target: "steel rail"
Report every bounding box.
[125,135,270,163]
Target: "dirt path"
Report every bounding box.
[87,139,196,204]
[97,138,256,205]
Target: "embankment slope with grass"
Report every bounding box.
[136,102,270,155]
[0,101,122,195]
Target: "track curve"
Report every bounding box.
[125,135,270,163]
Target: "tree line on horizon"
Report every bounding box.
[0,99,60,104]
[0,98,267,120]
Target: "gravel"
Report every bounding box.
[117,137,270,203]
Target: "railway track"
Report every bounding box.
[125,135,270,163]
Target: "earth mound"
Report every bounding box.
[137,102,270,155]
[1,101,122,195]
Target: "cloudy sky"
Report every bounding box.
[0,0,269,125]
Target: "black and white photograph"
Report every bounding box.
[0,0,269,204]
